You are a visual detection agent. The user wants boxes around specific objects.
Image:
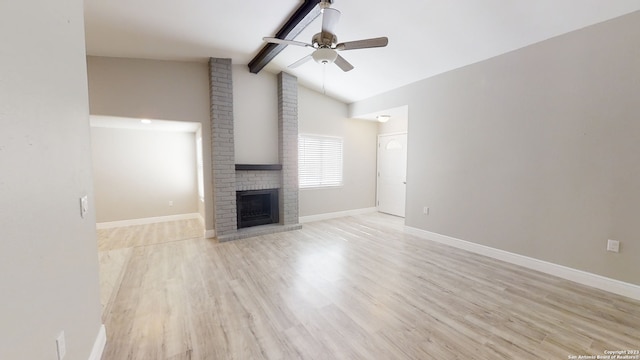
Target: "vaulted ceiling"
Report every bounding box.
[84,0,640,103]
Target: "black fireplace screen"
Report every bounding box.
[236,189,279,229]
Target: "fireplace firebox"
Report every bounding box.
[236,189,279,229]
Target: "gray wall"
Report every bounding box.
[0,0,103,358]
[232,65,280,164]
[299,86,378,216]
[86,56,214,232]
[91,127,199,222]
[350,12,640,285]
[88,57,377,220]
[378,116,408,135]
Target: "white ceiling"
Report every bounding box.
[84,0,640,104]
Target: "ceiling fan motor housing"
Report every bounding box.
[313,32,337,47]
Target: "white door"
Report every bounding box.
[377,133,407,217]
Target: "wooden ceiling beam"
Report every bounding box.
[248,0,324,74]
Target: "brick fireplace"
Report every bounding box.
[209,58,301,241]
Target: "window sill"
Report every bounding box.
[300,185,344,191]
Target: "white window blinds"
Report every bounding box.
[298,134,343,188]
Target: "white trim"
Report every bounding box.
[300,207,377,223]
[378,131,408,136]
[88,324,106,360]
[196,213,215,238]
[96,213,200,229]
[405,226,640,301]
[299,185,344,191]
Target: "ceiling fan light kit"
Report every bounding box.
[312,48,338,64]
[262,0,388,73]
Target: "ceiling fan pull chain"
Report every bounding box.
[322,64,327,95]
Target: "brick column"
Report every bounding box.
[209,58,237,235]
[278,72,299,225]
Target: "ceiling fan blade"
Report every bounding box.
[336,37,388,51]
[288,54,313,69]
[321,8,341,34]
[263,37,313,48]
[334,54,354,72]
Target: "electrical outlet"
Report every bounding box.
[607,239,620,253]
[56,331,66,360]
[169,201,174,207]
[423,206,429,215]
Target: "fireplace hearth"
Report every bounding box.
[236,189,279,229]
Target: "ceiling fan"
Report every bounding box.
[263,0,388,72]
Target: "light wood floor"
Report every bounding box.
[98,214,640,360]
[98,219,204,315]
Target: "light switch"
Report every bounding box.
[80,195,88,219]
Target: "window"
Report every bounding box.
[298,134,343,188]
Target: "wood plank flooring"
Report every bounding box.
[97,218,204,252]
[98,219,204,315]
[98,213,640,360]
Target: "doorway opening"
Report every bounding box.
[89,115,206,317]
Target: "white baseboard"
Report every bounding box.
[88,324,106,360]
[299,207,378,223]
[405,226,640,301]
[197,213,215,238]
[96,213,201,229]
